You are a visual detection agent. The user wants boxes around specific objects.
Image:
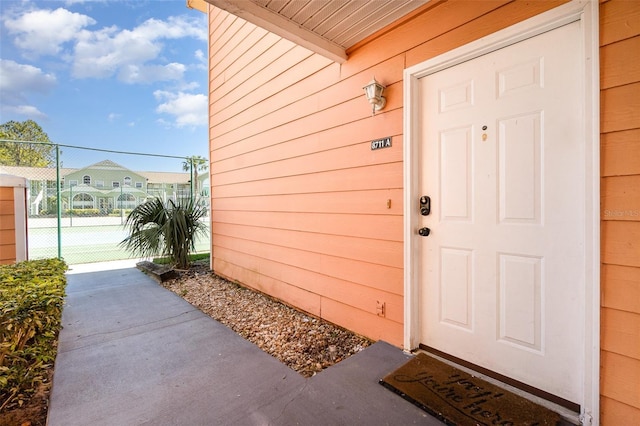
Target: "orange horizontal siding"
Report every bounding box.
[213,231,402,270]
[212,54,404,139]
[321,297,404,347]
[600,0,640,46]
[601,264,640,314]
[213,163,403,198]
[0,187,13,200]
[211,43,314,115]
[602,221,640,268]
[0,187,16,264]
[0,200,14,212]
[212,245,403,299]
[0,229,15,245]
[600,36,640,89]
[600,0,640,421]
[601,129,640,177]
[600,351,640,409]
[213,210,402,241]
[210,24,268,85]
[213,190,403,218]
[213,138,403,187]
[0,213,15,230]
[0,245,16,265]
[211,85,402,151]
[214,256,322,318]
[601,396,640,425]
[601,82,640,133]
[212,54,338,135]
[601,308,640,359]
[212,107,404,166]
[601,175,640,221]
[210,16,249,71]
[212,246,403,324]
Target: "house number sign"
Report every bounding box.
[371,137,392,150]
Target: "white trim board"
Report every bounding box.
[402,1,599,423]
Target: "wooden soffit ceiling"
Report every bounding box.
[204,0,430,63]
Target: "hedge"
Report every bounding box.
[65,209,100,216]
[0,258,67,412]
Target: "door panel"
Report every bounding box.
[418,21,584,403]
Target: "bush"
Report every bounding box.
[154,252,210,265]
[65,208,100,216]
[120,197,207,269]
[0,258,67,412]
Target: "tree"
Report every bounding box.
[182,155,208,195]
[120,197,207,269]
[0,120,55,167]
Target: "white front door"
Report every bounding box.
[418,21,584,404]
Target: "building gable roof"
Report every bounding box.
[0,160,202,185]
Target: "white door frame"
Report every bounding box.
[402,1,599,423]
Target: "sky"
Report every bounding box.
[0,0,209,172]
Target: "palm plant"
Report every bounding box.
[120,197,207,269]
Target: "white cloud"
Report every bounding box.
[0,59,56,120]
[1,105,49,121]
[193,49,207,70]
[118,63,186,84]
[72,24,160,79]
[107,113,121,122]
[3,6,207,85]
[154,90,207,128]
[71,15,206,83]
[135,16,207,42]
[3,7,95,56]
[0,59,57,102]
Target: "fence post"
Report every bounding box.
[190,159,194,201]
[69,185,73,227]
[120,184,124,225]
[55,144,62,259]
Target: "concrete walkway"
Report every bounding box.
[48,262,443,425]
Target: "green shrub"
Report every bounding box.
[0,258,67,411]
[65,208,100,216]
[120,198,207,269]
[154,252,210,265]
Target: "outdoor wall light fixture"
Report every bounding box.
[363,77,386,115]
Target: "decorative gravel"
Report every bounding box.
[162,264,373,377]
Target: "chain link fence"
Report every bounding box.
[1,140,210,264]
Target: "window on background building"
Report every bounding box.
[83,175,91,185]
[69,180,78,187]
[124,176,132,186]
[135,182,143,189]
[73,193,94,209]
[112,181,120,188]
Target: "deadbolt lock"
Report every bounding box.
[420,196,431,216]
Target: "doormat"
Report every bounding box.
[380,353,560,426]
